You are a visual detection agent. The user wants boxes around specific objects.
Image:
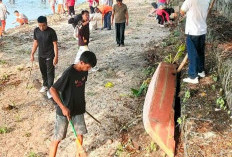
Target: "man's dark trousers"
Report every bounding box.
[186,34,206,79]
[39,57,55,89]
[115,22,125,45]
[104,11,112,30]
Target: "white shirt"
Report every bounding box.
[101,0,113,6]
[181,0,210,35]
[0,3,7,20]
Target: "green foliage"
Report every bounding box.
[212,74,218,82]
[183,90,191,103]
[177,115,186,125]
[131,78,151,97]
[144,66,155,77]
[0,60,7,65]
[173,30,181,37]
[1,73,9,81]
[216,97,226,110]
[164,53,173,63]
[115,143,124,156]
[164,44,185,64]
[28,152,39,157]
[211,84,216,90]
[0,126,9,134]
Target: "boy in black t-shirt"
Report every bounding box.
[49,51,97,157]
[30,16,58,99]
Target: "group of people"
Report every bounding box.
[1,0,210,156]
[0,0,28,38]
[30,0,129,156]
[49,0,78,16]
[148,0,209,85]
[149,0,177,27]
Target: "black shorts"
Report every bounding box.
[151,2,158,9]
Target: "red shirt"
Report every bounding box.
[67,0,75,6]
[156,9,170,21]
[87,0,99,6]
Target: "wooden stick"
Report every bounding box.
[177,0,217,73]
[177,54,188,73]
[208,0,217,17]
[86,111,101,125]
[26,61,34,88]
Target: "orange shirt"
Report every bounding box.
[99,5,112,16]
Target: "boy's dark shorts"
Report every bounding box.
[53,114,87,141]
[151,2,158,9]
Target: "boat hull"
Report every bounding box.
[143,62,176,157]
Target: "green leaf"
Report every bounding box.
[131,88,139,96]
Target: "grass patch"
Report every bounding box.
[0,126,9,134]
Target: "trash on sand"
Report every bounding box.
[105,82,114,88]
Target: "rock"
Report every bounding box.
[105,139,113,145]
[32,79,42,90]
[132,140,141,150]
[2,104,14,111]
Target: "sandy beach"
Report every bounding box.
[0,0,171,156]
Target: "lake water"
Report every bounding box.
[4,0,85,30]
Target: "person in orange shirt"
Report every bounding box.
[12,10,28,26]
[95,5,112,30]
[0,20,2,38]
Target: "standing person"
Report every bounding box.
[12,10,28,26]
[95,5,112,30]
[74,10,90,64]
[111,0,129,47]
[57,0,65,14]
[49,0,56,14]
[30,16,58,98]
[48,51,97,157]
[181,0,210,84]
[67,0,75,17]
[102,0,113,6]
[87,0,99,14]
[74,10,99,71]
[64,0,69,13]
[0,0,9,35]
[0,20,2,38]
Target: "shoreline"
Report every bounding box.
[5,0,87,31]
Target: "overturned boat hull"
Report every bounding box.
[143,62,176,157]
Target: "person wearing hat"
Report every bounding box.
[95,5,112,30]
[111,0,129,47]
[181,0,210,84]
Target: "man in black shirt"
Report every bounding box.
[30,16,58,99]
[49,51,97,157]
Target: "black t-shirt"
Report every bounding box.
[68,14,82,28]
[78,21,89,46]
[33,27,57,58]
[52,65,88,116]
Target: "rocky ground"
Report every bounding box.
[0,0,173,157]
